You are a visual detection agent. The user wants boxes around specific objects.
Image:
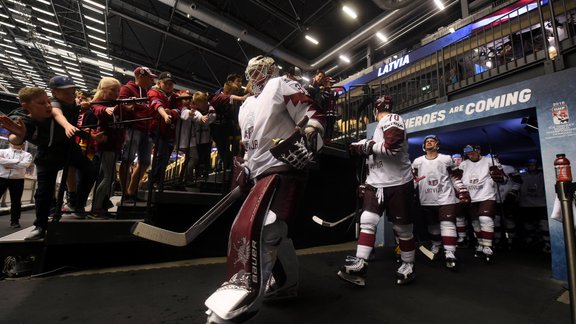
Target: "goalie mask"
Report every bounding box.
[373,95,392,118]
[245,55,279,96]
[422,134,440,152]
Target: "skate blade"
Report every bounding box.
[337,271,365,286]
[396,275,415,285]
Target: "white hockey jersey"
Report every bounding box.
[412,153,458,206]
[495,164,520,203]
[519,170,546,207]
[459,156,498,202]
[365,113,413,188]
[238,76,323,179]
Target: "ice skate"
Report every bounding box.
[337,256,368,286]
[482,246,493,263]
[264,275,298,301]
[445,250,457,270]
[396,262,415,285]
[474,244,483,258]
[430,243,441,260]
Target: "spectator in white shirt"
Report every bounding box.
[0,142,33,228]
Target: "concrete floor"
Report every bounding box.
[0,223,572,324]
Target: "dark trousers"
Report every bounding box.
[34,148,96,229]
[0,178,25,223]
[210,124,232,172]
[196,143,212,176]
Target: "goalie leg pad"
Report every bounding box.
[205,175,280,321]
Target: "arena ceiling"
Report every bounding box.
[0,0,467,96]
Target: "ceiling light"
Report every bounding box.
[100,71,114,76]
[88,34,106,43]
[0,21,16,28]
[342,6,357,19]
[31,6,55,16]
[0,43,18,50]
[325,65,339,74]
[305,35,319,45]
[339,55,350,63]
[82,4,103,14]
[83,0,106,10]
[5,50,22,56]
[42,27,62,35]
[86,25,105,34]
[376,32,388,43]
[36,0,51,5]
[301,76,310,82]
[37,17,59,27]
[434,0,445,10]
[90,42,107,50]
[83,15,105,25]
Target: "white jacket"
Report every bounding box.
[0,147,33,179]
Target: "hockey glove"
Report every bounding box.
[457,188,471,204]
[231,156,252,193]
[357,184,368,199]
[489,166,505,183]
[349,140,375,157]
[270,128,314,170]
[504,189,519,204]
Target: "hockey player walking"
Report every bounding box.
[459,145,505,263]
[337,96,416,286]
[412,135,471,270]
[204,55,325,323]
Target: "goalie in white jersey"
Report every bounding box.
[458,144,506,263]
[412,135,471,270]
[337,95,416,286]
[205,55,325,324]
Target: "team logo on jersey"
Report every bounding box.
[427,175,439,187]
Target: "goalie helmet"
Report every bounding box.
[245,55,278,96]
[422,134,440,152]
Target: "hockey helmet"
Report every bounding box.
[245,55,278,95]
[374,95,393,113]
[422,134,440,152]
[451,153,462,159]
[463,144,481,154]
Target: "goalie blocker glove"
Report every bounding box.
[270,125,315,170]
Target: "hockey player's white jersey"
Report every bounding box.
[412,153,458,206]
[519,170,546,207]
[495,164,520,203]
[238,76,323,179]
[365,113,413,188]
[459,156,498,202]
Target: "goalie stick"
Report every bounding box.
[312,211,356,227]
[131,187,242,246]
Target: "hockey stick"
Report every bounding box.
[312,211,356,227]
[131,187,243,246]
[418,245,436,260]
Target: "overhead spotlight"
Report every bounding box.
[339,55,350,63]
[342,5,357,19]
[376,32,388,43]
[305,35,319,45]
[434,0,445,10]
